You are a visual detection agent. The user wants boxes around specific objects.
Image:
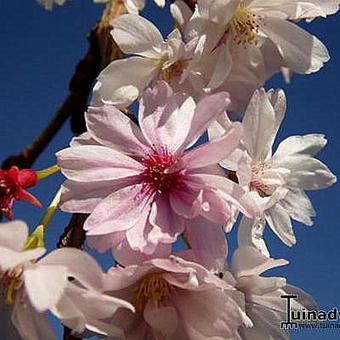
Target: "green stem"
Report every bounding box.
[36,165,60,180]
[23,187,62,250]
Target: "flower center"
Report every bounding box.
[0,176,17,219]
[228,6,263,45]
[249,162,274,197]
[160,59,189,83]
[141,147,183,194]
[134,273,173,312]
[0,265,23,304]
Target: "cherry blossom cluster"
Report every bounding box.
[1,0,338,339]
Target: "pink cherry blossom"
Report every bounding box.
[103,256,245,339]
[57,82,260,261]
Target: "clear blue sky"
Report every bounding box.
[1,1,339,339]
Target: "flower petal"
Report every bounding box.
[0,220,28,251]
[265,203,296,246]
[273,134,327,159]
[0,247,46,271]
[24,264,68,312]
[242,88,285,161]
[38,248,104,290]
[57,145,143,182]
[178,92,231,152]
[85,105,148,155]
[183,216,227,272]
[231,246,288,278]
[111,14,163,56]
[139,81,197,153]
[261,17,329,74]
[172,122,242,171]
[144,304,178,338]
[237,217,270,257]
[85,184,155,235]
[92,57,159,107]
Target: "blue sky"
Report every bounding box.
[1,1,339,339]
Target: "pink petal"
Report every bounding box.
[169,185,202,218]
[177,91,231,153]
[183,216,227,272]
[57,145,143,182]
[172,289,242,339]
[113,238,171,266]
[85,184,155,235]
[139,82,197,153]
[144,304,178,338]
[85,105,148,155]
[170,122,242,171]
[60,177,139,213]
[148,196,185,243]
[188,173,262,219]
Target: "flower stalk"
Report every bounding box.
[23,187,62,250]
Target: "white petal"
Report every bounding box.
[276,155,337,190]
[280,188,315,225]
[231,246,288,277]
[24,264,67,312]
[197,0,238,25]
[243,88,285,161]
[0,247,46,271]
[92,57,159,108]
[38,248,104,290]
[237,217,270,257]
[111,14,163,56]
[262,17,329,74]
[12,294,56,340]
[205,44,232,90]
[0,220,28,251]
[265,203,296,246]
[125,0,145,13]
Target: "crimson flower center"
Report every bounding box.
[141,148,183,194]
[0,176,17,219]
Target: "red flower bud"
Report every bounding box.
[0,166,42,220]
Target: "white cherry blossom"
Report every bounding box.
[185,0,339,109]
[92,14,204,108]
[229,247,318,340]
[0,220,133,339]
[210,88,336,254]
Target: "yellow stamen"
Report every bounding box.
[228,6,262,46]
[134,273,173,312]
